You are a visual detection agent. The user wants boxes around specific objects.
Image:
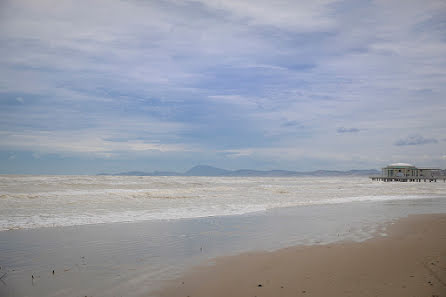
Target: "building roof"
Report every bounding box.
[418,167,440,170]
[387,163,414,167]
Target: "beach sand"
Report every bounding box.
[2,200,446,297]
[157,214,446,297]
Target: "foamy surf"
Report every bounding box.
[1,175,445,231]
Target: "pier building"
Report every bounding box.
[370,163,444,182]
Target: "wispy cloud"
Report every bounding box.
[1,0,446,173]
[395,135,439,146]
[0,130,193,158]
[281,120,304,128]
[337,127,360,133]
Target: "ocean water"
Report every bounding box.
[1,175,446,297]
[1,175,445,231]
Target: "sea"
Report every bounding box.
[1,175,446,297]
[1,175,445,231]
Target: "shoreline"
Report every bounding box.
[157,213,446,297]
[2,194,446,233]
[3,174,446,232]
[2,198,446,297]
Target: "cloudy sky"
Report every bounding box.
[0,0,445,174]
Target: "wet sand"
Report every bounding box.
[158,214,446,297]
[2,199,446,297]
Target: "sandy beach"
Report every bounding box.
[1,184,446,297]
[158,214,446,297]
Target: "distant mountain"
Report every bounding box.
[151,171,181,176]
[116,171,151,176]
[185,165,231,176]
[98,165,380,177]
[307,169,381,176]
[226,169,379,177]
[345,169,382,176]
[226,169,303,177]
[98,170,180,176]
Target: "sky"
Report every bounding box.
[0,0,445,174]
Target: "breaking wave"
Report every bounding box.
[1,175,445,231]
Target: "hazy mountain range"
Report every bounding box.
[98,165,380,177]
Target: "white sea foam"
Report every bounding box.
[0,175,445,231]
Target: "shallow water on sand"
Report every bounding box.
[1,197,446,297]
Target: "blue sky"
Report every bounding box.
[1,0,445,174]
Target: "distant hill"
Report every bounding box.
[97,170,179,176]
[185,165,231,176]
[227,169,301,177]
[307,169,381,177]
[98,165,380,177]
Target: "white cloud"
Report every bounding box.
[337,127,360,134]
[207,95,260,108]
[0,130,192,157]
[1,0,446,171]
[395,135,439,146]
[195,0,337,30]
